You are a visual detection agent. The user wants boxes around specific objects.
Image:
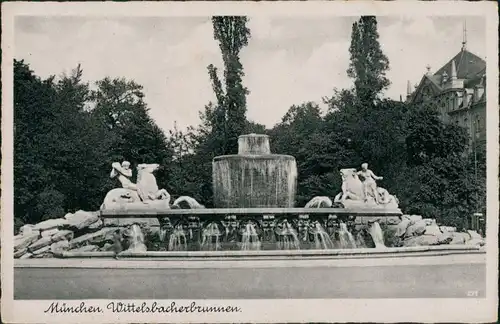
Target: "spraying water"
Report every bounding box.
[201,222,222,251]
[369,221,386,248]
[336,222,357,249]
[276,220,300,250]
[123,224,147,252]
[241,222,261,250]
[213,134,297,208]
[310,221,335,249]
[168,225,187,251]
[355,230,367,248]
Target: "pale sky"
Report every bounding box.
[15,16,486,133]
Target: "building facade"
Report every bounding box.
[406,45,486,147]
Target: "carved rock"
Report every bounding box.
[14,233,41,252]
[31,245,51,256]
[100,243,113,252]
[408,215,423,224]
[449,232,471,245]
[41,228,60,238]
[437,231,454,244]
[403,234,439,247]
[20,253,33,259]
[68,227,120,249]
[467,238,485,246]
[395,218,411,237]
[65,210,100,230]
[88,219,103,231]
[424,221,442,236]
[68,245,99,253]
[51,240,70,253]
[20,224,39,236]
[34,218,68,231]
[51,230,74,243]
[28,237,53,252]
[467,230,482,240]
[405,219,427,237]
[440,226,456,233]
[14,248,28,258]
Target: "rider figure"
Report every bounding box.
[110,161,146,202]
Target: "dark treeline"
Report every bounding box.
[13,16,485,231]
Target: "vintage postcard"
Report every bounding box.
[1,1,498,323]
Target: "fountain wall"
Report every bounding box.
[213,134,297,208]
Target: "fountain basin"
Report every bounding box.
[212,134,298,208]
[213,155,297,208]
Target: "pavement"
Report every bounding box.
[14,253,486,299]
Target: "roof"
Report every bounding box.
[464,67,486,88]
[433,49,486,81]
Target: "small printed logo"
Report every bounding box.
[466,290,479,297]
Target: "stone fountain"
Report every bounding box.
[213,134,297,208]
[97,133,403,252]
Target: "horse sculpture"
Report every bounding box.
[333,168,399,209]
[101,162,171,210]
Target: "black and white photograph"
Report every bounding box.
[1,2,498,323]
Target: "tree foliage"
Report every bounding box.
[13,60,171,225]
[347,16,390,105]
[13,15,486,233]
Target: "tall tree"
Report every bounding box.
[206,16,251,155]
[347,16,390,106]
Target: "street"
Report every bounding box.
[15,255,486,299]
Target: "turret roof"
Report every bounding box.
[433,49,486,80]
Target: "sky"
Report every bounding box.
[14,15,486,133]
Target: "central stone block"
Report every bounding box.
[213,134,297,208]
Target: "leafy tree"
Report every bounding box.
[14,60,61,223]
[405,103,469,166]
[89,77,173,191]
[347,16,390,105]
[392,101,481,228]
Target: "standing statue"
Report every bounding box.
[333,165,399,210]
[357,163,383,203]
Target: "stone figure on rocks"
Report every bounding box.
[333,165,399,210]
[111,161,136,190]
[101,162,171,211]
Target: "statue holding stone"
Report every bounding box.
[333,163,399,210]
[101,161,171,210]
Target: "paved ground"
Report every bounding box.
[15,255,486,299]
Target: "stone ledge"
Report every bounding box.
[100,207,403,217]
[49,245,484,260]
[14,249,486,269]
